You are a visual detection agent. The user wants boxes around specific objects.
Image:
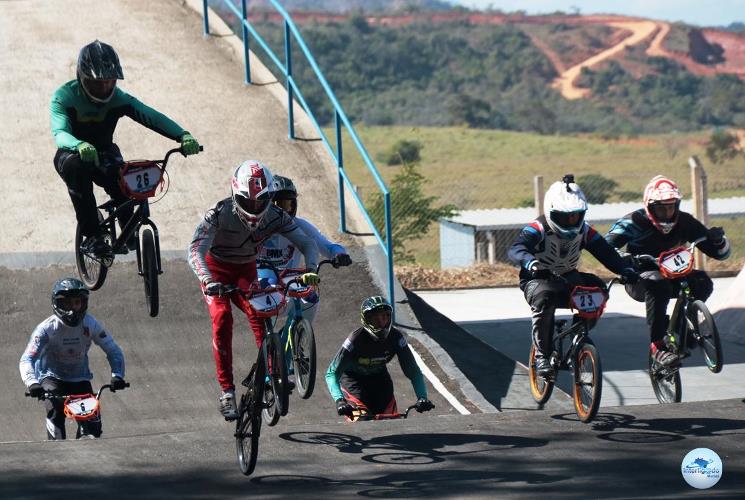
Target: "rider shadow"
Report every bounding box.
[250,466,569,497]
[280,430,548,464]
[551,410,745,443]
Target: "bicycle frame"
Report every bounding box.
[99,198,163,275]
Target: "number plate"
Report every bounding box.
[64,395,99,420]
[120,162,163,199]
[570,286,607,319]
[247,291,286,316]
[659,247,694,278]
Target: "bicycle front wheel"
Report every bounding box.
[648,347,681,403]
[74,212,108,290]
[292,318,317,399]
[235,392,261,476]
[573,342,602,422]
[262,335,289,426]
[140,227,159,317]
[689,300,723,373]
[528,344,554,405]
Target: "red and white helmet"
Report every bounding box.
[231,160,275,229]
[643,175,681,234]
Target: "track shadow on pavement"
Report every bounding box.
[404,288,538,411]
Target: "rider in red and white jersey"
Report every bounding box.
[188,161,319,420]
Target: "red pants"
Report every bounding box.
[202,253,265,392]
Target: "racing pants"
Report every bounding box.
[54,145,133,238]
[521,270,606,358]
[41,378,100,440]
[201,253,266,392]
[341,370,397,416]
[625,270,713,343]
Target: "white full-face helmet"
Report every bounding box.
[231,160,275,229]
[543,174,588,240]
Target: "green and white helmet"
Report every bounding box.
[360,295,393,341]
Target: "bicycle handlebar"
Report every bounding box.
[25,382,130,401]
[632,236,708,271]
[161,145,204,168]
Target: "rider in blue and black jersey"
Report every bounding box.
[605,175,730,366]
[508,175,638,377]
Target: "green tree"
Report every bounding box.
[368,161,457,263]
[705,129,741,164]
[577,174,619,204]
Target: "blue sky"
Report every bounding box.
[454,1,745,27]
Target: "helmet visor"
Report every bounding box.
[550,210,585,231]
[273,198,294,212]
[650,202,679,223]
[365,307,392,331]
[235,194,270,215]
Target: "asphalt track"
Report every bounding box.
[2,1,745,498]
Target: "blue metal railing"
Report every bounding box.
[201,0,396,310]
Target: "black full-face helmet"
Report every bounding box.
[272,175,298,217]
[360,296,393,341]
[77,40,124,104]
[51,277,90,327]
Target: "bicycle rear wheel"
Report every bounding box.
[648,347,681,403]
[262,335,289,426]
[74,211,109,290]
[292,318,317,399]
[689,300,723,373]
[235,392,261,476]
[140,227,159,317]
[573,342,602,422]
[528,344,554,404]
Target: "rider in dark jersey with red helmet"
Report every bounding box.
[605,175,730,366]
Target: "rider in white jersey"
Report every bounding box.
[258,175,352,324]
[19,278,126,439]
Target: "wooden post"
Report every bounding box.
[534,175,544,217]
[487,231,496,265]
[689,156,708,270]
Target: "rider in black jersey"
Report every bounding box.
[325,296,434,418]
[605,175,730,366]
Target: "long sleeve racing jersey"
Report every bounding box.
[508,214,629,281]
[19,314,125,386]
[259,216,347,270]
[605,209,730,262]
[325,327,427,402]
[188,200,319,284]
[50,80,187,151]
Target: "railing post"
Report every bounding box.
[285,21,295,139]
[689,155,708,270]
[241,0,251,84]
[202,0,210,36]
[336,111,347,233]
[384,192,395,320]
[534,175,544,217]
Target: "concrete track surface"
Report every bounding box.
[2,1,744,498]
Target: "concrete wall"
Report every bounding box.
[440,220,475,268]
